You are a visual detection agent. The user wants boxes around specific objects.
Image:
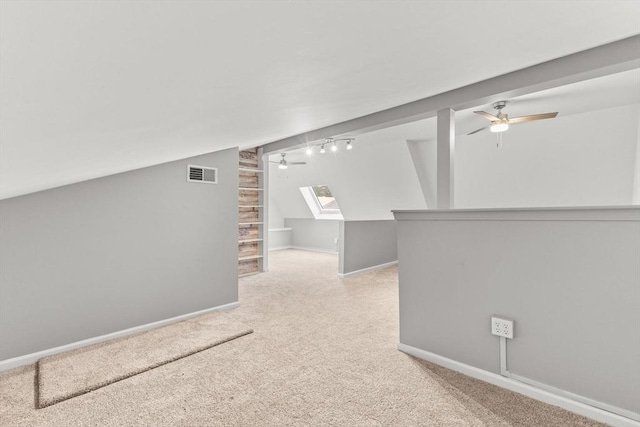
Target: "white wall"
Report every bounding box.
[406,139,437,208]
[268,136,427,222]
[268,190,286,228]
[454,104,640,208]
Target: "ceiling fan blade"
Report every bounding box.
[467,125,489,135]
[288,162,307,165]
[474,111,499,121]
[508,112,558,124]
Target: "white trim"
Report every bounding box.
[290,245,338,254]
[397,343,640,427]
[393,206,640,222]
[338,260,398,277]
[0,301,240,372]
[268,227,292,232]
[498,337,639,421]
[269,246,292,251]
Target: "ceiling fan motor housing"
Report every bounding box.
[493,100,508,111]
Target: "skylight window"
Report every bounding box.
[300,185,343,220]
[311,185,340,211]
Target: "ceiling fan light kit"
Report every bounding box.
[468,100,558,136]
[270,153,307,169]
[490,122,509,133]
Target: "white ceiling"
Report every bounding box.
[1,0,639,199]
[272,68,640,161]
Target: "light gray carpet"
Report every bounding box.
[37,313,253,408]
[0,250,605,426]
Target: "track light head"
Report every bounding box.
[320,144,326,154]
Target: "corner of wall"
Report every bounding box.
[632,107,640,204]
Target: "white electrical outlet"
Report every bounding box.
[491,316,514,339]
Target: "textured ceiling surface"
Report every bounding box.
[1,1,639,199]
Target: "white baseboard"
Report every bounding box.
[0,301,240,372]
[290,245,338,254]
[268,245,292,251]
[398,343,639,427]
[338,260,398,277]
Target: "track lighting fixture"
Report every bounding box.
[298,137,354,157]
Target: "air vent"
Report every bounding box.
[187,165,217,184]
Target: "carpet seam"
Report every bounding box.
[36,329,253,409]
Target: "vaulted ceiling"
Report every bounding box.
[1,0,639,199]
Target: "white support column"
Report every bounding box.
[437,108,455,209]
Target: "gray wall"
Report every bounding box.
[283,218,340,253]
[268,228,292,250]
[0,148,239,361]
[394,207,640,414]
[339,220,397,275]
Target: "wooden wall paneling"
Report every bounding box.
[238,148,263,276]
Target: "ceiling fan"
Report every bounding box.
[269,153,307,170]
[467,101,558,135]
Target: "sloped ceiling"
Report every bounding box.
[1,0,639,199]
[308,68,640,145]
[269,71,639,219]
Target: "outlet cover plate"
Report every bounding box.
[491,316,514,339]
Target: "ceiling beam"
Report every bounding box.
[262,35,640,155]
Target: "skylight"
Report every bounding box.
[311,185,340,211]
[299,185,343,220]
